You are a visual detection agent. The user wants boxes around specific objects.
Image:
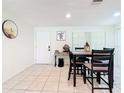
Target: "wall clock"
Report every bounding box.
[2,20,18,39]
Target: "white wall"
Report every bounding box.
[2,23,34,82]
[2,24,34,82]
[90,32,106,49]
[72,32,87,50]
[112,26,121,84]
[2,13,34,82]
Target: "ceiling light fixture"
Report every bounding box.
[113,12,120,17]
[65,13,71,19]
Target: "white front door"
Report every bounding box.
[34,31,51,64]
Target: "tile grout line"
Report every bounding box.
[8,67,38,92]
[40,67,53,93]
[7,66,52,93]
[25,66,52,93]
[57,68,62,93]
[16,66,42,92]
[2,64,34,85]
[24,71,41,92]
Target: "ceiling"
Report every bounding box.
[3,0,121,26]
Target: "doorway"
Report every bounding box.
[34,31,51,64]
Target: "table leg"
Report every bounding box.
[111,55,114,88]
[55,55,56,67]
[83,65,86,84]
[73,55,76,87]
[97,72,101,84]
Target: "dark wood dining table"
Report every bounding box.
[72,51,114,87]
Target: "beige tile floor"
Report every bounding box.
[2,64,121,93]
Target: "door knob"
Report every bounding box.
[48,45,50,51]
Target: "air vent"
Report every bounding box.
[92,0,103,5]
[93,0,103,2]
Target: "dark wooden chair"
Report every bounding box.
[101,48,115,76]
[103,48,114,52]
[83,49,113,93]
[75,47,90,74]
[68,51,85,80]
